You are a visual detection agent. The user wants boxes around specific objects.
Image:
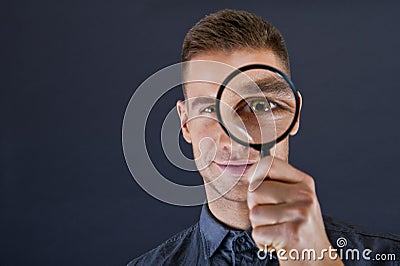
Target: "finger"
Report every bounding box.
[248,159,272,192]
[248,180,314,210]
[248,156,310,191]
[247,180,298,208]
[252,222,301,251]
[249,201,310,228]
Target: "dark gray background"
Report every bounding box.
[1,1,399,265]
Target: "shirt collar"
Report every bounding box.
[199,204,255,257]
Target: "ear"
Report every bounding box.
[289,91,303,136]
[176,100,192,143]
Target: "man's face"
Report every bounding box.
[177,49,300,202]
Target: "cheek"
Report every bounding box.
[188,119,219,164]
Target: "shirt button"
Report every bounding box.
[237,237,245,244]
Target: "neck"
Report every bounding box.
[207,198,251,230]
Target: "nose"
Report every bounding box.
[215,123,248,155]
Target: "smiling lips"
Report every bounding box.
[215,161,256,175]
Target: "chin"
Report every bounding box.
[204,176,249,203]
[220,185,249,202]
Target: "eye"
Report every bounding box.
[203,105,216,113]
[249,99,276,112]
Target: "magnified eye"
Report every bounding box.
[249,99,276,112]
[203,105,216,113]
[234,98,276,114]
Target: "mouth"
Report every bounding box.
[214,160,256,176]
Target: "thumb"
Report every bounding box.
[248,156,274,192]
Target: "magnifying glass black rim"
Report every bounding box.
[215,63,300,152]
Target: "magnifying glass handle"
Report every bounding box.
[260,146,271,158]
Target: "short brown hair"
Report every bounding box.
[181,9,290,74]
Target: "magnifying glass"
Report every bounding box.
[216,64,300,158]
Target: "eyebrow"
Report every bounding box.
[238,77,292,98]
[188,97,216,110]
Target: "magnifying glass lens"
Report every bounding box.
[219,69,297,146]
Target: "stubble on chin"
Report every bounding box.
[202,167,250,203]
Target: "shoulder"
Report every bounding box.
[127,222,202,266]
[323,214,400,254]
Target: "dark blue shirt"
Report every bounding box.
[128,205,400,265]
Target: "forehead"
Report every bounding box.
[183,49,282,99]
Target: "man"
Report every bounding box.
[128,9,400,265]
